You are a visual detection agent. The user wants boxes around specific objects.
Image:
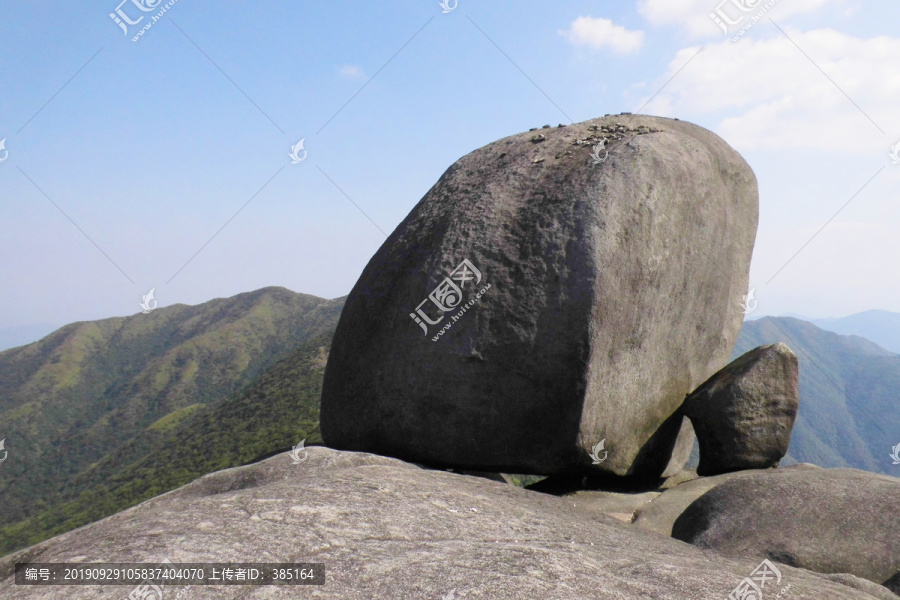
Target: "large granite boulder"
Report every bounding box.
[321,114,758,478]
[0,447,888,599]
[682,342,799,475]
[672,467,900,591]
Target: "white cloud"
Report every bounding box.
[628,25,900,318]
[338,65,367,80]
[635,28,900,153]
[559,17,645,54]
[637,0,835,38]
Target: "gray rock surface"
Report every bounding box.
[818,573,900,600]
[565,490,661,523]
[632,463,819,536]
[632,469,758,536]
[321,114,758,478]
[658,468,698,490]
[682,342,799,475]
[0,448,883,599]
[672,467,900,590]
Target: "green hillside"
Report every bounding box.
[734,317,900,473]
[0,331,336,554]
[0,287,343,551]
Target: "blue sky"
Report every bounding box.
[1,0,899,332]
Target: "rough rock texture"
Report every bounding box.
[819,574,900,600]
[682,342,799,475]
[321,114,758,478]
[632,463,819,536]
[632,470,758,536]
[658,468,698,490]
[0,448,886,599]
[565,490,661,523]
[672,467,900,591]
[524,421,695,495]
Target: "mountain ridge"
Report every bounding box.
[808,309,900,354]
[0,287,342,532]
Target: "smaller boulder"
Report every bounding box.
[632,469,754,536]
[682,343,798,475]
[632,463,818,537]
[671,468,900,589]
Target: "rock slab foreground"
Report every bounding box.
[0,447,891,600]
